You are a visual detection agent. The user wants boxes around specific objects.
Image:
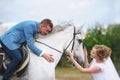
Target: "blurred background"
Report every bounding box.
[0,0,120,80]
[0,0,120,28]
[56,23,120,80]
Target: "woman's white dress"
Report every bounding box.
[90,57,120,80]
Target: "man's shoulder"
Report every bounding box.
[20,20,38,24]
[16,20,39,27]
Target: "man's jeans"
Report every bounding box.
[0,41,22,80]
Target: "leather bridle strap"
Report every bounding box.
[36,40,63,53]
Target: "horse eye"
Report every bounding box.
[77,39,82,44]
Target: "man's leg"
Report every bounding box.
[1,43,22,80]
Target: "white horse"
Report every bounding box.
[0,23,85,80]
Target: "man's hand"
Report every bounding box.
[42,53,54,63]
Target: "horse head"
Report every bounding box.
[62,24,85,66]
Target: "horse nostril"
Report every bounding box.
[74,56,84,66]
[79,61,84,66]
[77,39,82,44]
[66,53,70,57]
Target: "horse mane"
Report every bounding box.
[51,23,73,34]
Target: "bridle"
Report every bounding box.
[36,26,82,54]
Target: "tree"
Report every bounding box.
[107,24,120,62]
[83,24,110,60]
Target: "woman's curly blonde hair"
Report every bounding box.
[93,45,112,61]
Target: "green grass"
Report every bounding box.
[55,64,120,80]
[55,67,93,80]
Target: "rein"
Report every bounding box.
[36,26,80,54]
[36,40,63,53]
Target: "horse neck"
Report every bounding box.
[54,26,74,66]
[61,26,74,49]
[60,26,74,35]
[39,26,74,46]
[51,26,74,49]
[38,26,74,66]
[46,27,73,52]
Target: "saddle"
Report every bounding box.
[0,44,30,77]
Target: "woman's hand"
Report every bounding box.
[83,46,88,57]
[83,47,90,68]
[68,50,74,60]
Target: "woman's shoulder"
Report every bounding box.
[91,59,105,71]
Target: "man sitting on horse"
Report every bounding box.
[0,19,54,80]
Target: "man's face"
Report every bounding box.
[39,24,52,35]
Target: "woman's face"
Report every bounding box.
[90,48,97,58]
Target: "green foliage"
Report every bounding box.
[107,24,120,62]
[83,23,120,62]
[57,52,72,67]
[83,24,110,61]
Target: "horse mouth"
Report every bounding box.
[74,56,84,66]
[66,52,84,66]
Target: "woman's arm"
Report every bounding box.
[69,51,101,73]
[83,47,90,68]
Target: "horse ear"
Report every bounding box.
[76,24,83,33]
[76,25,86,39]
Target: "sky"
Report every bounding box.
[0,0,120,28]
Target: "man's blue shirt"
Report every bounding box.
[1,20,42,56]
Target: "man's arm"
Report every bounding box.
[24,23,54,62]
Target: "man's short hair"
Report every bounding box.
[40,19,53,29]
